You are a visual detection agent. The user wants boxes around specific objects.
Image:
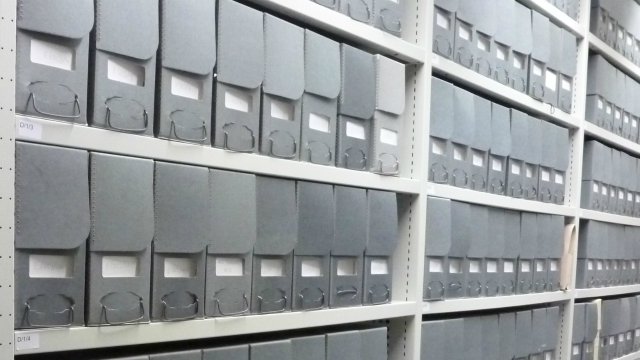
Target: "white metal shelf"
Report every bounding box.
[588,33,640,83]
[426,183,577,216]
[13,302,417,355]
[422,291,573,315]
[584,121,640,157]
[579,209,640,226]
[16,116,421,194]
[245,0,425,64]
[431,54,581,130]
[517,0,585,38]
[575,285,640,299]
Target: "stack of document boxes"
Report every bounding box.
[591,0,640,65]
[429,77,570,204]
[586,54,640,142]
[421,305,561,360]
[576,220,640,289]
[598,296,640,360]
[309,0,403,37]
[571,302,599,360]
[424,197,565,301]
[433,0,578,112]
[14,141,400,329]
[581,140,640,216]
[15,0,406,175]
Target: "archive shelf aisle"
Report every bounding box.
[1,1,639,360]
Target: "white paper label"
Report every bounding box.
[511,162,521,175]
[596,260,603,270]
[629,193,634,201]
[459,23,471,41]
[486,260,498,273]
[225,88,252,112]
[436,10,450,30]
[619,29,624,39]
[271,98,294,121]
[171,74,202,100]
[107,57,145,86]
[18,119,43,140]
[504,261,514,273]
[627,332,633,340]
[636,329,640,337]
[619,190,625,200]
[613,261,618,270]
[550,260,559,272]
[521,260,531,273]
[615,109,621,120]
[619,334,625,342]
[469,260,481,273]
[380,128,398,146]
[541,169,550,182]
[606,104,612,115]
[472,150,484,167]
[371,258,390,275]
[610,336,615,345]
[261,259,284,277]
[449,259,462,274]
[628,34,634,46]
[215,257,244,277]
[544,352,553,360]
[346,121,366,139]
[561,77,572,91]
[453,145,465,161]
[593,183,599,193]
[102,256,139,278]
[309,113,330,133]
[535,260,545,272]
[533,63,543,77]
[572,345,580,355]
[602,187,607,196]
[429,259,444,273]
[633,119,638,128]
[623,261,628,270]
[513,53,524,69]
[526,164,534,178]
[555,173,564,185]
[30,38,74,70]
[492,157,503,171]
[477,35,490,52]
[598,98,604,109]
[301,258,323,277]
[15,333,40,351]
[29,254,72,278]
[588,260,594,270]
[608,22,614,31]
[545,69,558,91]
[432,139,446,155]
[496,44,507,61]
[164,258,196,278]
[624,114,630,124]
[636,194,640,203]
[337,258,357,276]
[605,261,610,270]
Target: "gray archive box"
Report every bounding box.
[531,308,548,357]
[252,177,297,314]
[452,1,474,70]
[485,208,506,297]
[542,23,562,108]
[533,214,551,293]
[421,321,445,360]
[447,201,470,299]
[87,153,153,326]
[203,345,249,360]
[499,312,517,360]
[292,335,325,360]
[614,69,626,137]
[428,77,454,184]
[371,55,405,174]
[528,11,550,101]
[462,316,483,360]
[482,315,500,360]
[547,216,564,291]
[301,30,340,165]
[152,162,210,321]
[458,0,497,77]
[214,0,263,153]
[523,116,542,201]
[251,340,292,360]
[311,0,338,10]
[260,15,304,160]
[337,44,375,171]
[623,76,634,141]
[293,181,333,311]
[432,0,458,59]
[331,186,367,308]
[554,126,570,204]
[488,103,511,195]
[573,303,586,360]
[507,110,528,198]
[149,350,201,360]
[515,310,533,360]
[518,213,537,294]
[466,204,488,297]
[581,141,604,211]
[586,55,613,130]
[91,0,158,135]
[449,87,474,188]
[339,0,374,24]
[501,210,521,295]
[424,197,451,301]
[546,306,560,358]
[360,327,387,360]
[559,29,578,114]
[443,318,464,360]
[327,331,361,360]
[373,0,403,36]
[206,170,256,317]
[469,95,491,192]
[591,1,614,45]
[511,3,533,93]
[16,0,93,123]
[15,143,89,328]
[492,0,516,86]
[539,121,557,203]
[364,190,398,305]
[585,302,598,359]
[156,0,215,144]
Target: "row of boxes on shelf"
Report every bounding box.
[545,0,580,20]
[423,197,566,301]
[15,142,399,329]
[17,0,406,173]
[581,140,640,216]
[308,0,403,37]
[421,305,561,360]
[587,54,640,142]
[576,220,640,289]
[591,0,640,65]
[433,0,578,113]
[99,327,388,360]
[429,77,571,204]
[571,302,599,360]
[598,296,640,360]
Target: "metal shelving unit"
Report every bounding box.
[423,291,574,315]
[575,285,640,299]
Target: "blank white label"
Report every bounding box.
[608,22,614,31]
[459,24,471,41]
[619,334,625,342]
[30,38,74,70]
[606,104,612,115]
[453,145,465,160]
[215,257,244,277]
[380,128,398,146]
[602,187,607,196]
[624,114,630,124]
[561,77,572,91]
[102,256,138,278]
[633,262,638,269]
[618,29,624,39]
[107,57,144,86]
[633,119,638,128]
[597,98,604,109]
[615,109,621,120]
[15,333,40,351]
[164,257,196,278]
[613,261,618,270]
[346,121,366,139]
[429,259,444,273]
[555,173,564,185]
[271,99,294,121]
[301,258,323,277]
[541,169,550,182]
[472,150,483,167]
[432,139,446,155]
[573,345,581,355]
[29,254,72,278]
[628,34,634,46]
[486,260,497,273]
[588,260,594,270]
[619,191,624,200]
[469,260,481,273]
[171,74,202,100]
[636,330,640,337]
[477,35,490,52]
[627,332,632,340]
[309,113,330,133]
[629,193,634,201]
[261,259,284,277]
[535,260,545,272]
[544,352,553,360]
[623,262,628,270]
[513,54,524,69]
[610,336,615,345]
[611,189,616,198]
[605,261,610,270]
[492,157,503,171]
[526,165,534,178]
[337,258,357,276]
[550,260,559,272]
[511,163,521,175]
[496,44,507,61]
[436,10,450,29]
[449,259,462,274]
[545,70,557,90]
[504,261,514,273]
[225,88,252,112]
[521,261,531,272]
[593,183,599,193]
[371,258,390,275]
[597,261,603,270]
[533,63,543,77]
